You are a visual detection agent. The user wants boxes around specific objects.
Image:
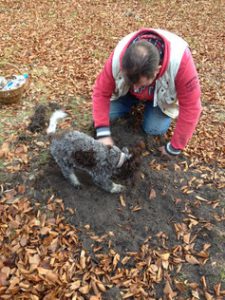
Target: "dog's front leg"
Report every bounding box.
[110,182,126,193]
[92,172,125,193]
[54,157,81,188]
[68,172,81,189]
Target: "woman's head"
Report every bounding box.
[122,40,160,88]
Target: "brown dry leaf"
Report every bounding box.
[38,267,59,283]
[161,260,169,270]
[96,280,106,292]
[67,207,75,214]
[140,172,145,179]
[174,163,181,171]
[121,256,131,265]
[108,231,114,237]
[8,276,20,290]
[132,205,142,212]
[90,296,101,300]
[15,144,28,154]
[157,265,163,281]
[183,232,191,244]
[119,195,126,207]
[90,279,99,295]
[160,252,170,261]
[149,188,156,200]
[113,253,120,270]
[203,243,211,251]
[17,184,26,194]
[163,280,177,298]
[79,284,90,295]
[189,282,199,289]
[174,198,182,205]
[42,290,57,299]
[188,218,199,227]
[0,269,10,286]
[0,142,10,158]
[70,280,81,291]
[195,195,209,202]
[20,234,29,246]
[214,282,221,296]
[192,289,200,299]
[29,253,41,269]
[84,224,90,230]
[174,279,187,292]
[122,292,135,299]
[48,237,59,252]
[90,234,107,243]
[80,250,86,269]
[142,151,150,157]
[185,254,200,265]
[35,141,45,147]
[204,291,214,300]
[201,275,207,288]
[93,246,103,253]
[197,250,209,258]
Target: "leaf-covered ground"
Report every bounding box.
[0,0,224,299]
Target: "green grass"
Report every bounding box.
[0,159,5,170]
[0,159,11,183]
[38,150,50,166]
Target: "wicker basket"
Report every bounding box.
[0,62,30,104]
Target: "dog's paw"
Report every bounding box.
[69,173,81,188]
[74,184,82,190]
[110,183,125,193]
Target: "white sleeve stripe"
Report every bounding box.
[96,129,111,137]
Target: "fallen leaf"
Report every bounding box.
[79,284,90,294]
[149,188,156,200]
[185,254,200,264]
[119,195,126,207]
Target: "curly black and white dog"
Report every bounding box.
[47,110,131,193]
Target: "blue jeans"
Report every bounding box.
[110,94,172,135]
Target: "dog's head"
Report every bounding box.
[113,145,142,180]
[107,145,132,169]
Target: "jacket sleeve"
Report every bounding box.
[171,48,202,150]
[92,51,116,135]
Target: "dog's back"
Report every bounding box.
[51,131,119,168]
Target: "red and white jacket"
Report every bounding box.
[92,28,202,150]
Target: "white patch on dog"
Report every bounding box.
[47,110,68,134]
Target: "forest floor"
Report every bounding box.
[0,0,224,299]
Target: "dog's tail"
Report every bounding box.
[47,110,68,134]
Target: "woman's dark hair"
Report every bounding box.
[122,40,160,84]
